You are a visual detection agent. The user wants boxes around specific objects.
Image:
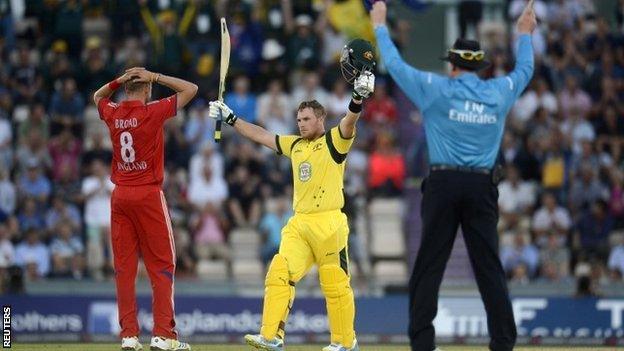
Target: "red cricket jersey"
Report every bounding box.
[98,95,177,186]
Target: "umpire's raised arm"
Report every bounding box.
[371,1,442,111]
[371,2,537,351]
[494,0,536,99]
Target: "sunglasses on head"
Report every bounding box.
[449,49,485,61]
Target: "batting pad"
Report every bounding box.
[319,265,356,348]
[261,254,295,341]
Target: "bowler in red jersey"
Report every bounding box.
[93,67,197,351]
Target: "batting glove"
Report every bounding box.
[353,71,375,100]
[209,100,238,126]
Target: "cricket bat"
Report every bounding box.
[215,17,230,143]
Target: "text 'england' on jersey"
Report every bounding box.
[276,126,354,214]
[97,95,177,186]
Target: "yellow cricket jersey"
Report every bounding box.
[276,126,354,214]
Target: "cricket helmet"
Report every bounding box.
[340,38,376,84]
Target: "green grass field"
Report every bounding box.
[8,345,617,351]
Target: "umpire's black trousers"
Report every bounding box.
[408,170,517,351]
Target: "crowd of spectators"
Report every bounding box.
[0,0,406,291]
[491,0,624,293]
[0,0,623,295]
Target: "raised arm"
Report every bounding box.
[92,69,137,106]
[501,0,536,98]
[370,1,442,111]
[339,71,375,138]
[155,74,198,109]
[208,100,278,151]
[130,69,199,109]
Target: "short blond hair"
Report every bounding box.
[124,78,150,93]
[297,100,326,118]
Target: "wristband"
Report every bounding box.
[225,113,238,126]
[153,73,161,83]
[348,99,362,113]
[108,80,121,90]
[352,90,363,100]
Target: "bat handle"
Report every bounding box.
[215,108,223,143]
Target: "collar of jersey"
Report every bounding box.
[455,72,479,80]
[121,100,145,107]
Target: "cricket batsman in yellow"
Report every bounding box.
[207,39,376,351]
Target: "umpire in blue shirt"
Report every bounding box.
[371,1,537,350]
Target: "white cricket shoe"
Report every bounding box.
[149,336,191,350]
[322,339,359,351]
[121,336,143,350]
[244,334,284,350]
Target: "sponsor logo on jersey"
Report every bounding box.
[298,162,312,182]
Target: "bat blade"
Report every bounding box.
[215,17,230,143]
[218,18,230,102]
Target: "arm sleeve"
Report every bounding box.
[140,5,161,44]
[178,2,197,36]
[494,34,534,100]
[330,126,354,154]
[275,135,302,158]
[148,95,178,122]
[374,25,443,111]
[97,97,112,120]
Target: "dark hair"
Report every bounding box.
[297,100,326,118]
[124,77,149,93]
[451,62,477,72]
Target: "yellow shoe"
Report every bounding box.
[244,334,284,350]
[322,339,359,351]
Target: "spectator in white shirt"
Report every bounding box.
[498,165,536,232]
[326,78,351,122]
[188,143,228,209]
[81,159,114,280]
[532,192,572,247]
[0,169,16,215]
[256,79,293,136]
[0,222,14,269]
[290,71,329,112]
[14,229,50,280]
[512,78,557,128]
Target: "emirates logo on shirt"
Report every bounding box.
[298,162,312,182]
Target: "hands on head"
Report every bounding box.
[117,67,159,84]
[517,0,537,34]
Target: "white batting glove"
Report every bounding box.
[209,100,237,126]
[353,71,375,100]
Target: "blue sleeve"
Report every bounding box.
[494,34,534,100]
[374,25,443,111]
